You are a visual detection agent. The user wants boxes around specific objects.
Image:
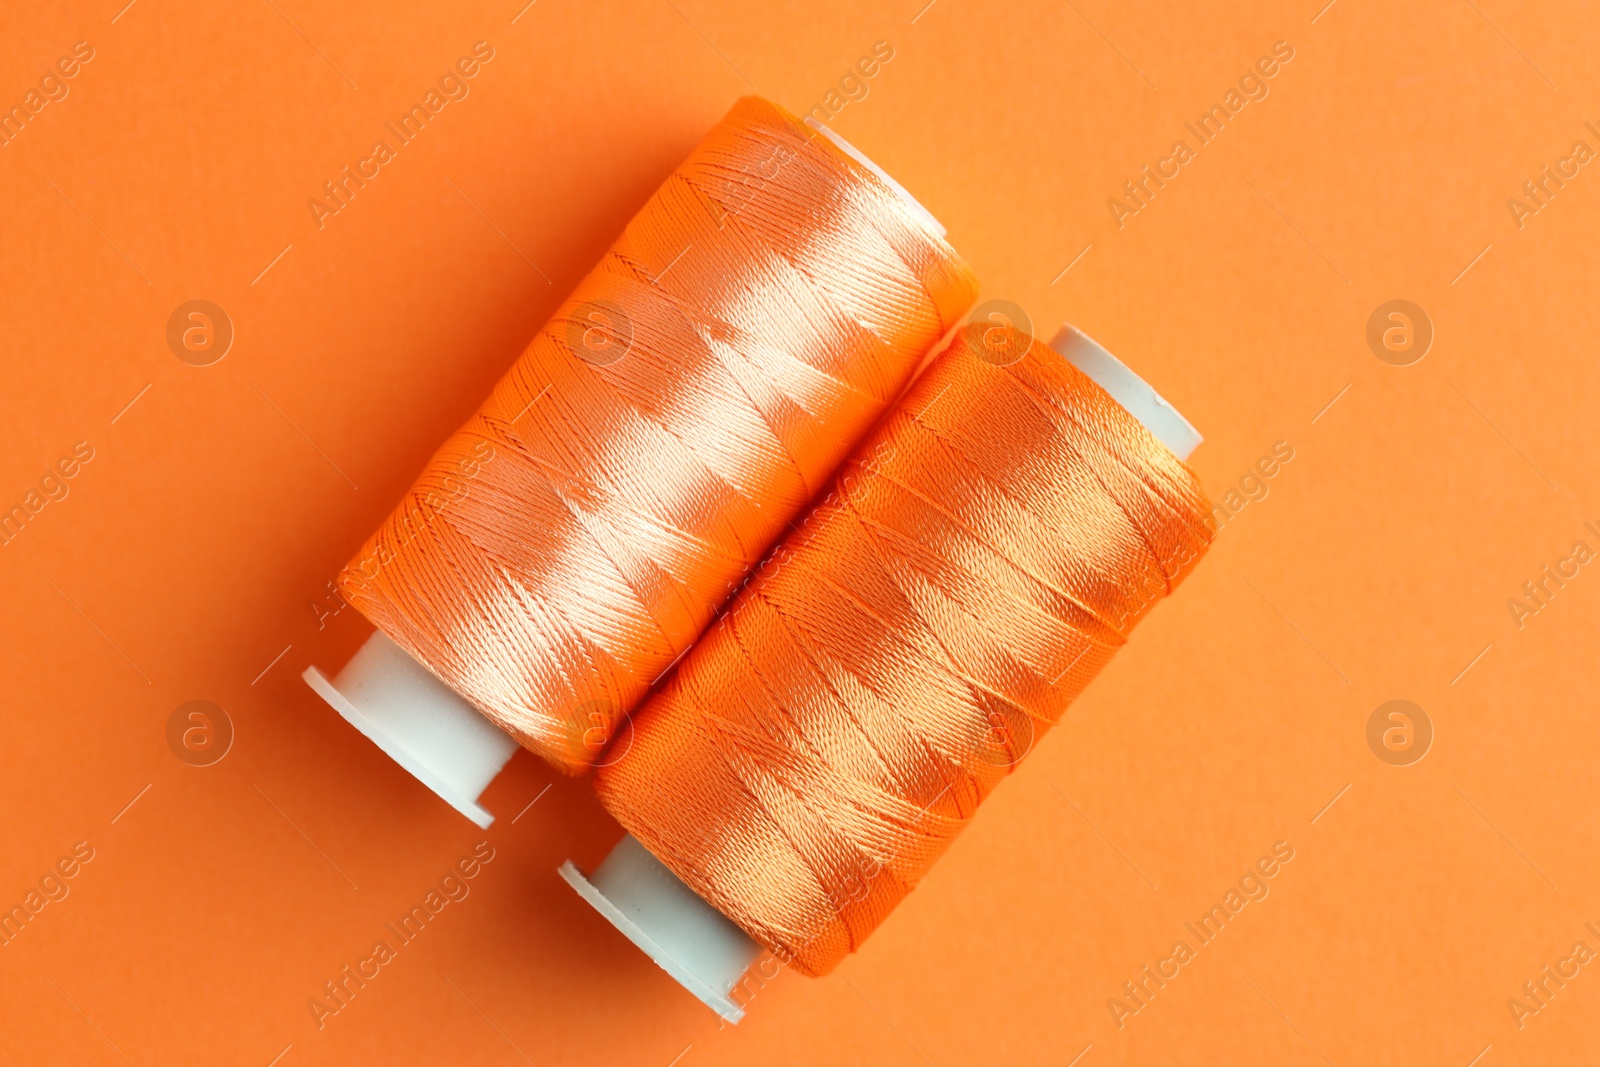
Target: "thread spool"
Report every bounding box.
[562,324,1207,1020]
[304,100,974,824]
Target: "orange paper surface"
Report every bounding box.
[2,1,1596,1064]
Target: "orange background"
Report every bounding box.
[2,1,1597,1064]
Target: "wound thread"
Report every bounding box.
[595,327,1215,975]
[338,97,978,775]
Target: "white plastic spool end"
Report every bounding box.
[1049,325,1203,461]
[303,630,518,829]
[560,834,762,1023]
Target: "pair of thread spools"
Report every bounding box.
[304,97,1214,1021]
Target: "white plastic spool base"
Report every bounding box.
[565,333,1204,1022]
[559,836,763,1022]
[304,630,518,829]
[1049,325,1202,461]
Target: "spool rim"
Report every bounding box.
[558,859,748,1022]
[303,663,498,829]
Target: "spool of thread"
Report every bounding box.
[564,324,1213,1020]
[304,98,978,824]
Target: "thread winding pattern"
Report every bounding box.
[596,329,1214,974]
[338,97,978,774]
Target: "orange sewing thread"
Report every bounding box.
[595,327,1215,975]
[338,97,978,775]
